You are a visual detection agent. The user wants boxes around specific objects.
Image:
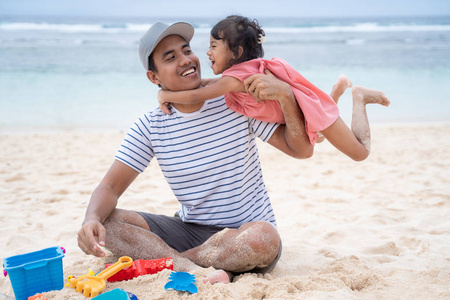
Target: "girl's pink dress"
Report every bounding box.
[222,57,339,145]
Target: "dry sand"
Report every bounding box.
[1,123,449,299]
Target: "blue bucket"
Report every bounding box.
[3,246,65,300]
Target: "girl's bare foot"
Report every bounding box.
[203,269,232,284]
[330,74,353,104]
[352,86,390,107]
[317,75,352,143]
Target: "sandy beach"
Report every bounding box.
[1,123,449,299]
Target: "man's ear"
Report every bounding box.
[146,70,161,85]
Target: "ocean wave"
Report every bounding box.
[265,23,450,33]
[0,22,152,33]
[1,21,450,33]
[346,39,366,45]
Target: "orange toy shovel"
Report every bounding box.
[69,256,133,298]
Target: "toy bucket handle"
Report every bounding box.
[23,260,48,270]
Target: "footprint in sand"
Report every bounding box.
[6,233,35,247]
[56,230,76,242]
[363,241,400,256]
[5,174,25,182]
[56,189,70,195]
[322,256,381,291]
[318,248,337,258]
[324,230,347,243]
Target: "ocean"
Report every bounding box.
[1,15,449,131]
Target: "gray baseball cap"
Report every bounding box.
[139,21,195,70]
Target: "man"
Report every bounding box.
[77,21,312,283]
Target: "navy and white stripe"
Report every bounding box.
[115,96,280,227]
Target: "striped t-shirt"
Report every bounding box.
[115,96,280,228]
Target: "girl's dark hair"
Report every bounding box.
[211,15,265,67]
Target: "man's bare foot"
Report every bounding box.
[203,269,232,284]
[352,86,390,107]
[330,74,353,104]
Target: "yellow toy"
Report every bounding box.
[68,256,133,298]
[65,269,95,287]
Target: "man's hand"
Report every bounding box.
[77,219,106,257]
[244,69,294,104]
[245,69,314,159]
[158,89,172,114]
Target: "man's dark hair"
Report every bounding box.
[148,53,162,88]
[148,53,157,73]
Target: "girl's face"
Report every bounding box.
[207,35,235,75]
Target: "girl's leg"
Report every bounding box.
[330,74,352,103]
[321,86,390,161]
[317,75,352,143]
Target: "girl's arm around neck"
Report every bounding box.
[201,77,220,87]
[158,76,244,106]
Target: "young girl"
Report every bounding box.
[158,15,390,161]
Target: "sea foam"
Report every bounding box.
[1,21,450,33]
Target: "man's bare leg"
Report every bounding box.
[102,210,280,284]
[102,209,200,272]
[317,75,352,143]
[182,221,281,283]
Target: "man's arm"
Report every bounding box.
[77,160,139,257]
[244,70,313,159]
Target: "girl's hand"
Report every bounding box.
[158,90,172,114]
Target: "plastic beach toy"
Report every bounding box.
[69,256,133,298]
[92,288,138,300]
[65,269,95,287]
[106,257,173,282]
[28,294,48,300]
[2,246,65,300]
[164,271,198,294]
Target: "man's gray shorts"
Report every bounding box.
[137,211,282,275]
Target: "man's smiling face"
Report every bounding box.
[148,35,201,91]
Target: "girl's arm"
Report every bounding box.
[158,76,243,107]
[201,77,220,87]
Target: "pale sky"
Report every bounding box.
[1,0,449,18]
